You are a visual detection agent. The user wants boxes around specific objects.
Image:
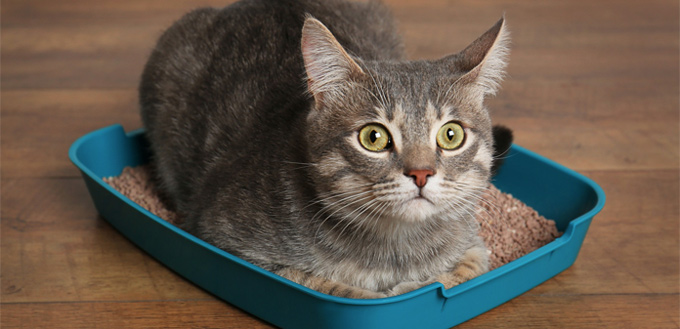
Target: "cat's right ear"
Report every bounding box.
[301,16,364,106]
[443,17,510,102]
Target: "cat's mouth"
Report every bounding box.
[411,195,435,205]
[389,194,438,223]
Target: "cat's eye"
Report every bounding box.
[358,124,392,152]
[436,122,466,150]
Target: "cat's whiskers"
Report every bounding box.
[324,197,384,248]
[491,148,515,163]
[312,189,374,223]
[373,190,412,200]
[447,185,499,222]
[365,69,390,111]
[438,76,462,109]
[301,186,373,215]
[344,197,395,245]
[442,196,478,233]
[434,82,446,109]
[281,160,317,170]
[438,179,492,213]
[311,186,372,203]
[450,181,502,217]
[442,184,504,237]
[449,183,500,214]
[372,181,416,204]
[350,198,390,245]
[331,197,382,246]
[348,195,395,238]
[308,190,370,226]
[370,199,395,240]
[312,189,376,239]
[357,85,385,109]
[315,196,372,242]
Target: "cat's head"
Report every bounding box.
[301,16,509,226]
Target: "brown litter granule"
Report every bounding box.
[104,166,560,270]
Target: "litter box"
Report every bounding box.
[69,124,605,329]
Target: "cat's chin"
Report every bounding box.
[391,197,441,223]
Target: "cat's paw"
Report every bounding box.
[387,280,430,296]
[275,267,388,299]
[436,246,489,289]
[344,288,388,299]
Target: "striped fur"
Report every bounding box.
[140,0,509,298]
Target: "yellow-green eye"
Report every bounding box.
[436,122,466,150]
[359,124,392,152]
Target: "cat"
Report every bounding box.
[139,0,511,298]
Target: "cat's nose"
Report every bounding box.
[405,169,435,188]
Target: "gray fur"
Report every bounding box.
[140,0,509,296]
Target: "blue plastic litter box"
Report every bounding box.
[69,124,605,329]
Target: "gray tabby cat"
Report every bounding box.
[140,0,511,298]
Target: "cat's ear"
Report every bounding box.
[445,17,510,99]
[301,16,364,105]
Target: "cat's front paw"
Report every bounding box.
[276,267,388,299]
[436,246,489,289]
[387,280,430,296]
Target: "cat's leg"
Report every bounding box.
[275,267,386,299]
[435,243,490,289]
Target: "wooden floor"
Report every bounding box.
[2,0,678,328]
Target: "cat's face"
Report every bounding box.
[301,17,508,226]
[305,64,494,224]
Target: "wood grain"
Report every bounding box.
[2,300,273,329]
[1,90,141,178]
[2,0,678,328]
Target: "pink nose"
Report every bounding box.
[406,169,435,188]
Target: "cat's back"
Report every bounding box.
[141,0,403,103]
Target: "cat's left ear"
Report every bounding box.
[301,16,364,106]
[445,17,510,99]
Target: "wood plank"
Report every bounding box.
[489,116,679,172]
[398,1,679,62]
[1,90,141,178]
[2,0,228,90]
[1,300,273,329]
[462,294,679,329]
[1,25,160,89]
[1,178,209,303]
[1,294,676,329]
[1,0,232,28]
[3,0,677,89]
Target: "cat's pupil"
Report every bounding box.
[370,130,381,144]
[446,129,455,141]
